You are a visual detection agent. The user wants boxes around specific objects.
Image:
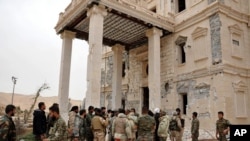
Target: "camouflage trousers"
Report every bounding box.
[93,130,105,141]
[86,128,94,141]
[191,135,198,141]
[137,135,154,141]
[218,134,227,141]
[170,131,181,141]
[159,137,167,141]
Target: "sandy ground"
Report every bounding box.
[0,92,83,113]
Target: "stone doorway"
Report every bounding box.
[142,87,149,109]
[181,93,188,115]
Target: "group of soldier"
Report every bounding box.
[0,103,231,141]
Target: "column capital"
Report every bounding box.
[112,44,125,52]
[60,30,76,39]
[87,4,107,17]
[146,27,163,37]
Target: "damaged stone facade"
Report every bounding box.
[99,0,250,131]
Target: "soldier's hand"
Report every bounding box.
[43,139,49,141]
[40,134,45,139]
[223,129,228,135]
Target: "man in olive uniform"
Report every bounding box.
[91,108,108,141]
[0,104,16,141]
[43,105,67,141]
[216,111,230,141]
[191,112,199,141]
[86,106,94,141]
[137,106,155,141]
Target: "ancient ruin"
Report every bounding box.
[55,0,250,132]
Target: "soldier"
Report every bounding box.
[127,110,138,141]
[176,108,184,141]
[46,103,59,137]
[68,106,79,140]
[191,112,199,141]
[131,108,139,117]
[154,108,161,141]
[79,109,87,141]
[169,111,182,141]
[0,104,16,141]
[216,111,230,141]
[112,108,132,141]
[43,105,67,141]
[91,108,108,141]
[157,111,170,141]
[33,102,47,141]
[137,106,155,141]
[86,106,94,141]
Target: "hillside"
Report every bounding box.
[0,92,83,114]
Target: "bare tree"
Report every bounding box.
[23,83,49,124]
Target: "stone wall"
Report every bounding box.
[209,13,222,64]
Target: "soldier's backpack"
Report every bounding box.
[169,119,180,131]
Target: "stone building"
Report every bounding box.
[55,0,250,131]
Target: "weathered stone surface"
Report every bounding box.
[209,13,222,64]
[208,0,224,4]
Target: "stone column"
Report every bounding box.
[156,0,167,16]
[85,5,107,109]
[146,27,162,111]
[166,0,172,15]
[58,30,75,123]
[111,44,124,110]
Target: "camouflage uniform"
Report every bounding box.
[137,114,155,141]
[169,116,182,141]
[79,116,86,141]
[47,116,67,141]
[91,115,108,141]
[0,115,16,141]
[68,111,77,139]
[191,118,199,141]
[112,113,132,141]
[216,118,230,141]
[86,113,94,141]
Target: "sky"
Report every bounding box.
[0,0,89,101]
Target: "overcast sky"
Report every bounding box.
[0,0,89,101]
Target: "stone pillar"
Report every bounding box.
[58,30,75,123]
[146,27,162,111]
[111,44,124,110]
[156,0,167,16]
[166,0,172,15]
[85,5,107,109]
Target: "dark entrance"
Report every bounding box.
[143,87,149,109]
[182,94,188,115]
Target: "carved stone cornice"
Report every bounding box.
[87,4,108,17]
[175,63,250,82]
[191,27,208,40]
[55,0,174,34]
[174,2,250,32]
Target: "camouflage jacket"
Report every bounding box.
[47,116,67,141]
[137,114,155,136]
[191,118,199,135]
[86,113,94,128]
[79,116,86,137]
[216,118,230,133]
[0,115,16,141]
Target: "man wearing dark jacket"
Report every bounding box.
[33,102,47,140]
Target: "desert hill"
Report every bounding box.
[0,92,83,114]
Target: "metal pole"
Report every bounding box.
[11,76,17,104]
